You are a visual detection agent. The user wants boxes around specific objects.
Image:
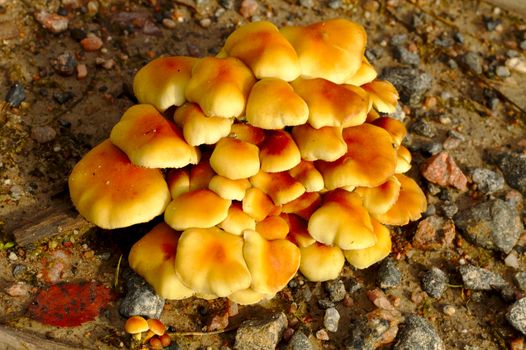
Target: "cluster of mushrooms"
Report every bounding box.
[69,19,427,305]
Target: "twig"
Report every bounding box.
[168,325,238,336]
[114,254,123,289]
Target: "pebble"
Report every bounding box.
[208,312,229,331]
[34,10,69,34]
[491,151,526,194]
[439,201,458,219]
[325,279,346,302]
[70,28,87,41]
[315,329,329,341]
[221,0,235,9]
[288,331,315,350]
[495,66,511,78]
[421,267,448,298]
[521,41,526,51]
[504,251,520,269]
[80,33,103,51]
[9,185,23,200]
[413,216,455,250]
[31,126,57,143]
[381,67,432,105]
[239,0,258,18]
[471,168,504,194]
[328,0,341,9]
[410,119,435,138]
[442,305,455,316]
[162,18,176,29]
[393,46,420,66]
[119,270,165,319]
[505,57,526,73]
[393,314,445,350]
[462,52,483,75]
[459,264,507,291]
[53,91,75,105]
[5,282,31,297]
[12,264,27,278]
[5,83,25,107]
[454,199,522,253]
[377,258,401,289]
[52,52,77,76]
[76,63,88,79]
[199,18,212,28]
[507,298,526,335]
[299,0,314,8]
[391,34,407,46]
[483,16,501,32]
[420,151,468,192]
[363,0,380,12]
[514,272,526,290]
[235,312,287,350]
[8,252,17,261]
[324,308,340,332]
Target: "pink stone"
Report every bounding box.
[420,151,468,192]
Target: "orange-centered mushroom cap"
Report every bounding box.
[250,170,305,206]
[371,116,407,147]
[259,130,301,173]
[166,168,190,199]
[288,160,324,193]
[395,145,412,174]
[344,218,392,269]
[355,175,401,215]
[208,175,251,201]
[219,202,256,235]
[228,123,266,145]
[363,80,400,114]
[299,243,345,282]
[110,104,200,169]
[68,140,170,229]
[124,315,149,335]
[281,192,322,220]
[292,124,347,162]
[255,215,290,240]
[210,137,260,180]
[345,57,377,86]
[242,187,280,221]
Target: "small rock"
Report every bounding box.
[209,312,229,331]
[221,0,235,9]
[507,298,526,335]
[142,21,162,36]
[442,305,455,316]
[80,33,103,51]
[377,259,401,289]
[8,252,17,261]
[76,63,88,79]
[381,67,432,105]
[393,46,420,66]
[70,28,87,41]
[495,66,511,78]
[34,10,69,34]
[439,201,458,219]
[119,270,165,319]
[328,0,341,9]
[492,151,526,194]
[483,16,501,32]
[199,18,212,28]
[367,288,395,311]
[514,272,526,290]
[51,52,77,76]
[462,52,483,75]
[413,216,455,250]
[363,0,380,12]
[31,126,57,143]
[12,264,27,278]
[240,0,258,18]
[53,91,75,105]
[288,331,315,350]
[324,308,340,332]
[346,308,402,350]
[459,264,507,291]
[235,312,287,350]
[318,299,335,309]
[315,329,329,341]
[5,282,32,297]
[453,32,464,43]
[454,199,522,253]
[410,119,435,138]
[504,251,520,269]
[421,152,468,192]
[299,0,314,8]
[394,314,444,350]
[421,267,448,298]
[471,168,504,194]
[442,137,462,150]
[325,279,346,302]
[5,83,25,107]
[162,18,176,29]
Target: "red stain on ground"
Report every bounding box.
[28,282,113,327]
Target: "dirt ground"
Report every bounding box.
[0,0,526,349]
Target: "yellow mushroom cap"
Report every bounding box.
[284,213,316,248]
[355,175,401,215]
[147,319,166,336]
[395,145,412,174]
[243,230,300,295]
[374,174,427,226]
[133,56,196,112]
[210,137,260,180]
[245,78,308,130]
[291,124,347,162]
[291,77,368,129]
[124,315,149,335]
[68,139,170,229]
[344,218,392,269]
[281,192,322,220]
[222,21,301,81]
[189,157,216,191]
[166,168,190,199]
[228,288,268,305]
[242,187,281,222]
[229,123,266,145]
[173,103,233,146]
[129,223,193,300]
[371,116,407,147]
[299,243,345,282]
[363,80,400,114]
[259,130,301,173]
[219,202,256,235]
[209,175,251,201]
[281,19,367,84]
[308,190,376,250]
[110,104,200,168]
[316,123,397,189]
[345,57,377,86]
[175,227,251,297]
[164,189,231,231]
[255,215,289,240]
[185,57,255,118]
[250,170,305,206]
[288,160,324,193]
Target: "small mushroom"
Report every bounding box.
[299,243,345,282]
[395,145,412,174]
[259,130,301,173]
[208,175,251,201]
[166,168,190,199]
[124,315,150,341]
[228,288,268,305]
[371,116,407,147]
[255,215,289,240]
[344,218,392,269]
[288,160,324,193]
[363,80,399,114]
[210,137,260,180]
[219,202,256,235]
[355,175,401,215]
[228,123,266,145]
[250,170,305,206]
[281,192,322,220]
[345,57,377,86]
[292,124,347,162]
[242,187,281,221]
[284,213,316,248]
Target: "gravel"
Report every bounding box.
[459,264,507,291]
[5,83,25,107]
[235,312,287,350]
[51,52,77,76]
[470,168,505,194]
[410,119,436,138]
[462,52,483,74]
[421,267,448,298]
[491,151,526,194]
[119,270,165,319]
[325,279,346,302]
[506,298,526,335]
[514,272,526,291]
[31,126,57,143]
[394,314,445,350]
[323,307,340,332]
[380,66,432,105]
[377,258,401,289]
[288,330,315,350]
[393,46,420,66]
[495,66,511,78]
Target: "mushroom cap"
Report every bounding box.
[316,123,397,189]
[242,187,280,221]
[355,175,401,215]
[288,160,324,193]
[255,215,290,240]
[210,137,260,180]
[110,104,200,168]
[345,57,377,86]
[166,168,190,199]
[250,170,305,206]
[344,218,392,269]
[259,130,301,173]
[245,78,308,130]
[133,56,196,112]
[243,230,300,295]
[280,19,367,84]
[219,202,256,235]
[173,103,233,146]
[185,57,255,118]
[281,192,322,220]
[395,145,412,174]
[228,288,269,305]
[147,319,166,336]
[363,80,399,114]
[208,175,251,201]
[175,227,251,297]
[291,77,368,129]
[129,223,194,300]
[371,116,407,147]
[228,123,266,145]
[308,190,376,250]
[284,213,316,248]
[222,21,301,81]
[291,124,347,162]
[68,139,171,229]
[164,189,231,231]
[374,174,427,226]
[124,315,149,335]
[189,157,216,191]
[299,243,345,282]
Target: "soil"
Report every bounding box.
[0,0,525,349]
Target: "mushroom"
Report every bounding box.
[250,170,305,206]
[259,130,301,173]
[228,122,266,145]
[208,175,251,201]
[255,215,289,240]
[291,124,347,162]
[228,288,268,305]
[124,315,150,341]
[288,160,324,193]
[355,175,401,215]
[68,139,171,229]
[395,145,412,174]
[210,137,260,180]
[144,319,166,343]
[371,116,407,147]
[344,218,392,269]
[129,223,194,299]
[219,202,256,235]
[133,56,196,112]
[283,213,316,248]
[110,104,200,168]
[189,157,216,191]
[281,192,321,220]
[345,57,377,86]
[242,187,281,221]
[363,80,399,114]
[299,243,345,282]
[166,168,190,199]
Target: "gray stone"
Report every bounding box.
[5,83,25,107]
[348,279,362,294]
[381,67,432,105]
[299,0,314,8]
[439,201,458,219]
[521,40,526,51]
[493,152,526,194]
[471,168,505,194]
[328,0,341,9]
[514,272,526,291]
[394,315,444,350]
[119,270,165,319]
[345,318,388,350]
[421,267,448,298]
[391,34,407,46]
[288,331,315,350]
[410,120,436,138]
[51,52,77,76]
[324,307,340,332]
[506,297,526,335]
[235,312,287,350]
[462,52,483,75]
[31,126,57,143]
[459,264,507,291]
[393,46,420,66]
[496,66,511,78]
[377,258,401,289]
[317,299,335,309]
[454,199,522,253]
[325,279,346,302]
